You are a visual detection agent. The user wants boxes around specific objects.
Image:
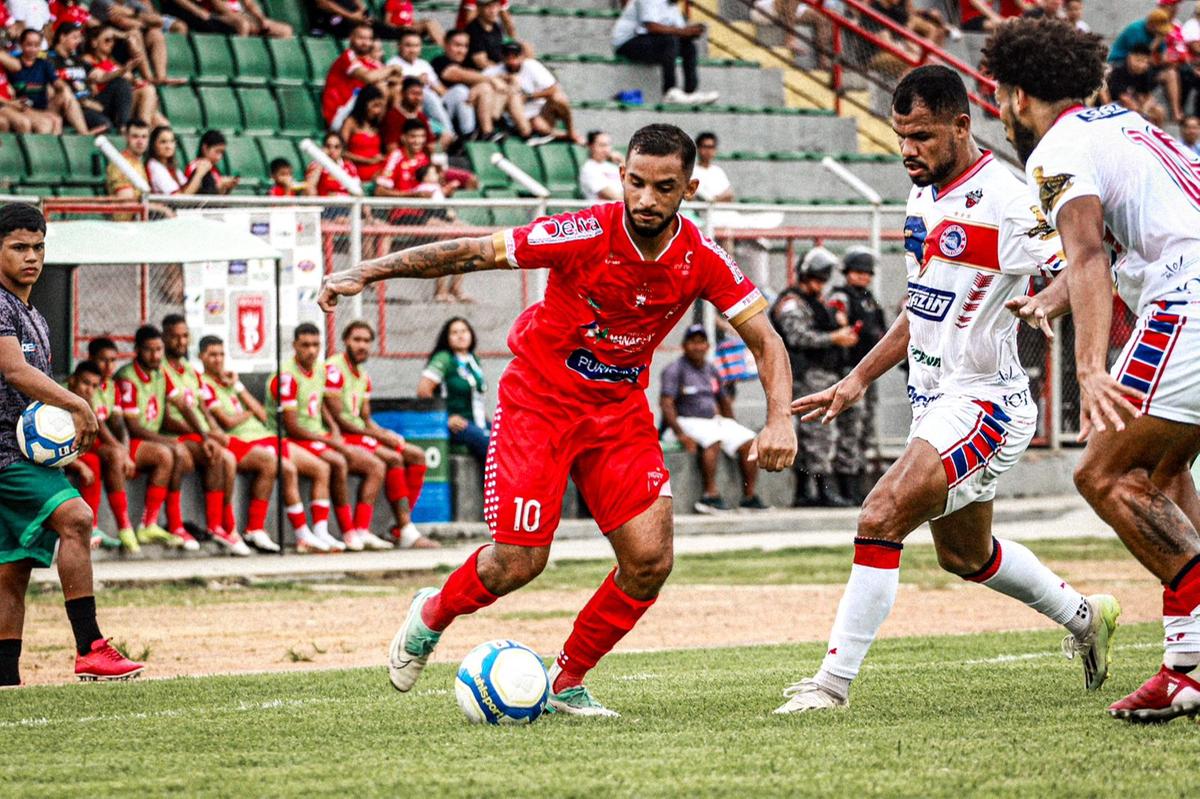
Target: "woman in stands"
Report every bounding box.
[417,317,490,464]
[340,84,388,183]
[82,25,165,129]
[146,125,208,194]
[305,131,362,198]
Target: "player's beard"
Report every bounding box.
[1008,115,1039,166]
[624,204,675,238]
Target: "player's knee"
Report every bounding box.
[57,502,93,540]
[623,549,674,590]
[281,459,296,480]
[857,494,903,542]
[490,545,548,589]
[935,545,983,577]
[1074,460,1118,506]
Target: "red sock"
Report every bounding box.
[405,463,427,509]
[109,490,133,530]
[285,504,308,531]
[204,490,225,532]
[334,504,354,534]
[223,503,236,533]
[554,569,656,691]
[385,466,407,503]
[1164,555,1200,667]
[166,489,185,532]
[248,498,269,532]
[354,502,374,531]
[421,546,498,631]
[142,485,167,527]
[77,452,102,523]
[312,500,330,526]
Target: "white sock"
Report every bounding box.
[967,537,1091,638]
[1164,558,1200,671]
[312,500,330,539]
[397,522,422,547]
[814,538,903,699]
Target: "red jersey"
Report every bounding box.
[492,202,767,402]
[383,106,433,153]
[268,184,290,197]
[315,157,359,196]
[50,1,90,29]
[958,0,1024,25]
[376,147,429,192]
[205,0,244,10]
[0,71,13,102]
[385,0,414,27]
[321,49,384,123]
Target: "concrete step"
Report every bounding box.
[547,58,785,108]
[717,155,911,202]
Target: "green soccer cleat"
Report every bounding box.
[136,523,176,546]
[546,663,620,718]
[387,588,442,692]
[117,528,140,554]
[91,528,121,550]
[1062,593,1121,691]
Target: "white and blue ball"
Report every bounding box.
[454,639,550,725]
[16,401,79,468]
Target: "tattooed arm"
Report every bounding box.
[318,236,499,311]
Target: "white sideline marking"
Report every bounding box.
[0,696,336,729]
[615,673,661,682]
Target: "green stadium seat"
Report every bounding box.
[11,185,44,196]
[569,143,588,173]
[483,188,528,227]
[0,133,28,180]
[223,137,267,186]
[450,189,492,227]
[499,139,545,192]
[229,36,272,86]
[55,185,98,197]
[191,34,234,85]
[198,85,243,131]
[267,38,308,85]
[302,37,341,84]
[238,87,281,135]
[536,142,577,197]
[275,85,322,136]
[164,32,196,79]
[21,135,69,184]
[158,84,204,133]
[176,134,201,164]
[262,0,310,36]
[464,141,508,190]
[60,135,103,186]
[420,44,441,62]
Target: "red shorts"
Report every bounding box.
[175,433,204,445]
[129,438,146,459]
[289,438,331,457]
[227,436,290,462]
[342,432,380,452]
[485,363,670,548]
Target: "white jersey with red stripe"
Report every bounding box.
[903,150,1065,411]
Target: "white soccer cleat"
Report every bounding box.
[388,588,442,692]
[316,528,347,552]
[295,529,331,554]
[243,530,281,553]
[546,663,620,718]
[342,529,365,552]
[1061,593,1121,691]
[773,678,848,714]
[357,530,394,550]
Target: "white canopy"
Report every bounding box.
[44,217,281,265]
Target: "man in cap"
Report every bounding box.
[771,247,860,506]
[827,247,887,503]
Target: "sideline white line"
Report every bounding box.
[0,696,338,730]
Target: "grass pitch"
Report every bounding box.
[1,621,1196,798]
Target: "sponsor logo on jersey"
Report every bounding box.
[1076,103,1129,123]
[565,348,644,383]
[20,341,35,353]
[906,282,955,321]
[1025,207,1056,240]
[528,215,603,245]
[965,189,983,208]
[1033,167,1074,215]
[909,345,941,368]
[906,385,942,408]
[579,320,652,349]
[938,224,968,258]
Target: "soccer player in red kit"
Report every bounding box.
[319,124,797,717]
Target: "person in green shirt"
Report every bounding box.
[417,316,490,462]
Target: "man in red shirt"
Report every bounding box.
[383,76,441,152]
[959,0,1032,31]
[320,123,797,717]
[375,119,430,197]
[322,22,402,130]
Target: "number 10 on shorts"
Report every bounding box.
[513,497,542,532]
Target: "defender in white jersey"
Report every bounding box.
[986,17,1200,724]
[774,66,1118,716]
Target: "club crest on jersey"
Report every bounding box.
[906,282,955,322]
[965,189,983,208]
[527,215,603,245]
[938,224,968,258]
[1033,167,1074,215]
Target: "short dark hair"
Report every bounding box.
[401,75,423,92]
[294,322,321,341]
[980,18,1107,103]
[892,64,970,119]
[161,313,186,330]
[415,163,437,183]
[324,131,343,147]
[400,30,422,43]
[1127,43,1153,57]
[199,129,226,153]
[19,29,41,45]
[269,158,292,174]
[402,118,426,134]
[127,118,149,131]
[134,325,162,349]
[198,335,223,352]
[0,204,46,240]
[87,337,117,358]
[342,320,375,341]
[72,360,102,380]
[695,131,718,147]
[351,21,374,37]
[586,130,606,146]
[446,28,469,43]
[627,124,696,175]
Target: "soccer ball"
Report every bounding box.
[455,639,550,725]
[16,401,79,468]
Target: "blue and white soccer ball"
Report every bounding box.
[16,401,79,468]
[455,639,550,725]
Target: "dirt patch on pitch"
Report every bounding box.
[16,558,1162,685]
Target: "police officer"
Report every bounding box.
[827,247,887,503]
[771,247,859,507]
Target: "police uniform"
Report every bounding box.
[827,248,887,496]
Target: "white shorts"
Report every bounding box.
[908,395,1036,519]
[1112,305,1200,425]
[665,416,756,458]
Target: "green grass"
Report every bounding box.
[0,622,1195,797]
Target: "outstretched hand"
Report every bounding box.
[318,269,367,312]
[1076,368,1144,442]
[791,373,867,424]
[1006,295,1055,340]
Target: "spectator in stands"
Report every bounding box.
[379,0,444,44]
[385,75,450,153]
[957,0,1030,33]
[3,29,99,134]
[106,117,149,199]
[1021,0,1060,19]
[456,0,514,39]
[1104,44,1166,125]
[868,0,948,47]
[51,0,93,32]
[88,0,181,85]
[308,0,371,39]
[660,324,766,514]
[386,31,456,143]
[186,130,238,195]
[322,22,400,131]
[147,125,206,194]
[1110,10,1183,122]
[1182,115,1200,156]
[267,157,299,196]
[432,27,512,141]
[194,0,292,37]
[691,131,733,203]
[0,69,50,133]
[485,41,580,144]
[305,130,361,197]
[466,0,506,69]
[340,83,387,183]
[52,22,119,131]
[8,0,53,34]
[82,24,165,128]
[375,118,430,198]
[414,162,451,200]
[417,316,490,463]
[579,129,622,200]
[612,0,719,105]
[1064,0,1088,32]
